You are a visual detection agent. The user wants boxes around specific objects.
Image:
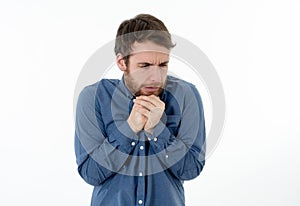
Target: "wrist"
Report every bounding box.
[144,127,153,134]
[127,119,140,133]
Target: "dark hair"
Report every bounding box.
[114,14,175,65]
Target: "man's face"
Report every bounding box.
[123,41,170,96]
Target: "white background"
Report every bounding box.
[0,0,299,205]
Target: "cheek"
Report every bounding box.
[126,75,141,89]
[128,69,148,82]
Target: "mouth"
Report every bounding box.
[144,86,160,92]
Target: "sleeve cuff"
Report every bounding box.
[145,121,175,153]
[108,121,139,153]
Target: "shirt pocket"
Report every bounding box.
[166,115,181,136]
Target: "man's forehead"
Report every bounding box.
[130,52,169,64]
[130,41,170,55]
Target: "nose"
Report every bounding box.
[149,67,163,82]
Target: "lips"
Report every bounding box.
[144,87,159,92]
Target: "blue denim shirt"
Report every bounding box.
[75,75,206,206]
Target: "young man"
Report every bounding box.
[75,14,206,206]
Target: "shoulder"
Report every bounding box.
[78,81,98,101]
[82,78,120,93]
[166,75,198,95]
[97,78,120,88]
[165,75,203,106]
[78,79,120,102]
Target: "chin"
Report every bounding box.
[144,93,158,96]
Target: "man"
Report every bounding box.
[75,14,206,206]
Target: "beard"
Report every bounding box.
[124,72,166,96]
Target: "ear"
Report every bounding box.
[116,53,127,72]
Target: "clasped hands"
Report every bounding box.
[127,95,165,134]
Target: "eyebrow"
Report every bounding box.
[137,61,169,66]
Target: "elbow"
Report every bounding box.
[77,164,103,186]
[178,160,205,181]
[194,160,205,179]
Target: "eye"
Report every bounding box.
[139,63,151,68]
[159,64,168,68]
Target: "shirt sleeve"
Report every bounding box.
[146,84,206,181]
[74,84,136,186]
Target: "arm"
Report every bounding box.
[75,83,137,186]
[146,84,206,180]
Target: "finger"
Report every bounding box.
[133,102,150,111]
[134,106,150,117]
[136,95,163,107]
[134,99,156,111]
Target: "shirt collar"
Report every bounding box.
[119,75,134,99]
[159,85,167,101]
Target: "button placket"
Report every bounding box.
[136,132,146,206]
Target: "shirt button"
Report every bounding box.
[131,141,136,146]
[165,154,169,159]
[140,145,144,150]
[139,172,143,176]
[153,137,157,142]
[138,200,143,205]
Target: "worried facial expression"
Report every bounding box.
[117,41,170,96]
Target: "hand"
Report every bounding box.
[127,102,148,133]
[134,95,165,133]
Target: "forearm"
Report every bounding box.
[75,84,138,185]
[146,122,205,180]
[145,84,206,180]
[75,125,136,186]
